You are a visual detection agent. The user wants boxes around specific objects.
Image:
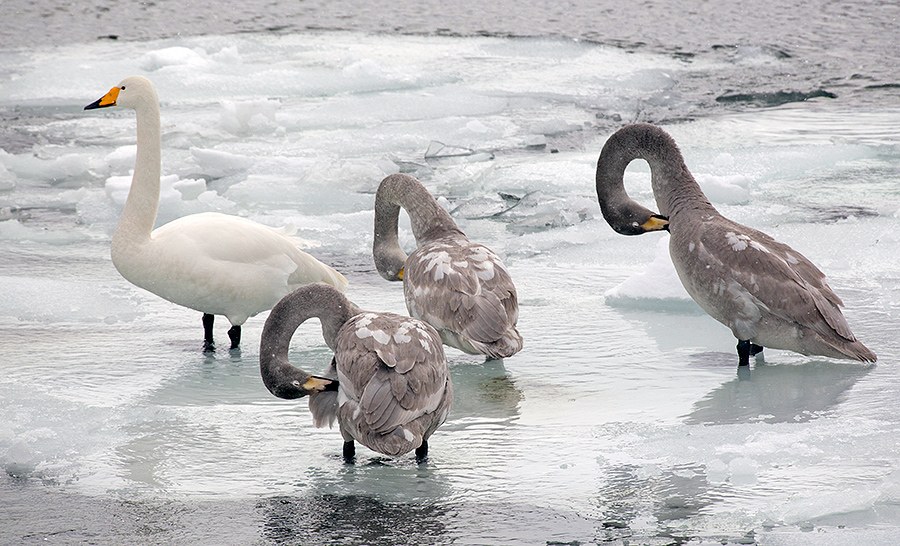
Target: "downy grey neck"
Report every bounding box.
[373,173,462,280]
[598,123,714,220]
[259,283,359,398]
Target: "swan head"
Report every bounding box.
[628,213,669,235]
[262,358,339,400]
[84,76,158,112]
[281,375,338,399]
[373,240,408,282]
[605,204,669,236]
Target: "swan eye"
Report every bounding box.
[291,380,301,388]
[120,86,126,90]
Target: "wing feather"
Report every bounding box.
[405,236,520,348]
[334,312,450,437]
[692,219,856,342]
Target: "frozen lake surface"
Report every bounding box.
[1,25,899,546]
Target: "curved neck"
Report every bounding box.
[373,174,462,279]
[597,123,714,219]
[114,101,162,246]
[259,284,359,396]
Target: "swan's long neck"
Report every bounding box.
[373,173,462,280]
[259,284,359,397]
[597,123,714,219]
[113,100,162,249]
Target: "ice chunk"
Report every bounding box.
[104,173,234,225]
[780,489,882,524]
[173,177,207,200]
[604,236,697,312]
[425,141,477,159]
[521,134,547,149]
[528,119,582,136]
[342,58,388,80]
[0,219,91,244]
[104,145,137,174]
[190,147,254,178]
[140,46,209,71]
[0,149,95,184]
[0,162,15,190]
[728,457,759,485]
[697,173,751,204]
[4,438,39,477]
[219,99,280,135]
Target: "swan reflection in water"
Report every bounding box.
[684,359,872,425]
[445,357,523,425]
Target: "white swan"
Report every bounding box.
[85,76,348,351]
[372,174,523,360]
[260,283,453,461]
[596,123,877,366]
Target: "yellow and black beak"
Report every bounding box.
[640,214,670,233]
[303,375,339,392]
[396,266,405,281]
[84,86,121,110]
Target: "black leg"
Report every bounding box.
[202,314,215,352]
[415,441,428,463]
[227,325,241,350]
[342,440,356,463]
[736,339,751,367]
[749,343,764,357]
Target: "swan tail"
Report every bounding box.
[308,260,348,292]
[834,339,877,363]
[468,327,524,360]
[289,260,349,293]
[325,268,349,292]
[309,390,339,428]
[363,424,426,457]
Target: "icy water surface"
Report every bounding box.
[1,26,899,546]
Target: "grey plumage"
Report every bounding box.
[373,173,523,359]
[259,283,452,457]
[595,123,876,364]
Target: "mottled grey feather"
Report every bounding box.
[596,123,876,363]
[404,236,522,358]
[372,173,523,359]
[334,312,452,453]
[260,284,452,457]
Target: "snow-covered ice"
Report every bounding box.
[1,31,898,544]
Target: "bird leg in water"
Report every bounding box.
[227,325,241,350]
[736,339,764,366]
[342,440,356,463]
[415,441,429,463]
[202,313,215,352]
[737,340,750,366]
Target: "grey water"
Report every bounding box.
[1,1,899,545]
[2,0,899,120]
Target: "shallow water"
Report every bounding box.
[1,17,899,546]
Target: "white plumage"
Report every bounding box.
[85,76,347,350]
